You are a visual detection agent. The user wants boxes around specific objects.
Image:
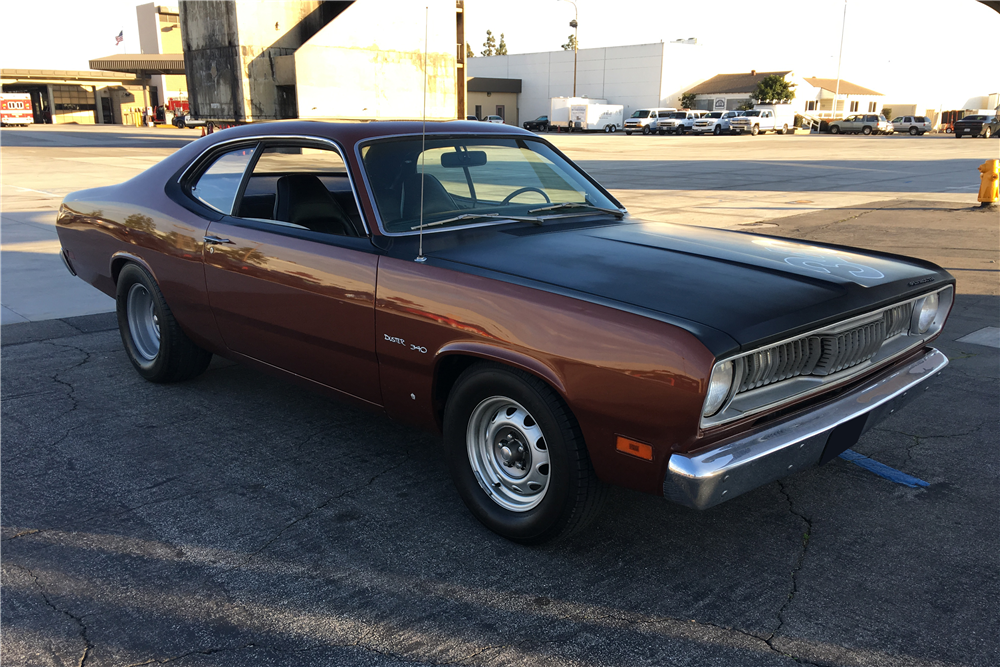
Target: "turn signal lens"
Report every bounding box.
[703,360,735,418]
[616,436,653,461]
[914,293,939,334]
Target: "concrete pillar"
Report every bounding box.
[93,86,102,124]
[46,85,55,124]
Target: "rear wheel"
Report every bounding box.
[779,124,788,135]
[862,126,873,135]
[444,363,606,544]
[909,127,919,136]
[116,263,212,383]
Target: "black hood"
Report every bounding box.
[415,220,953,356]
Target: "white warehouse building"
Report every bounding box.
[466,41,722,124]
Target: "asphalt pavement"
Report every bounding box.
[2,125,999,666]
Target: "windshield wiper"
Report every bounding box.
[528,202,625,218]
[410,212,539,230]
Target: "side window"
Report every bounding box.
[236,144,362,236]
[191,146,257,214]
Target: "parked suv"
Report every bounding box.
[624,108,676,135]
[828,114,890,135]
[890,116,932,135]
[691,110,742,135]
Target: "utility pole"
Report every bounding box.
[559,0,578,97]
[834,0,847,118]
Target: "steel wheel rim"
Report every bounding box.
[127,283,160,361]
[467,396,550,512]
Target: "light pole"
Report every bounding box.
[558,0,578,97]
[834,0,847,119]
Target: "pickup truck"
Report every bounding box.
[691,110,742,135]
[656,111,706,135]
[729,108,792,136]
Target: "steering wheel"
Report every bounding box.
[502,187,551,205]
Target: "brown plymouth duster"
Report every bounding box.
[56,121,953,543]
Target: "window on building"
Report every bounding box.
[850,100,859,112]
[868,101,877,112]
[806,101,817,111]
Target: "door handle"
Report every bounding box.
[204,235,233,245]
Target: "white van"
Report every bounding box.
[623,108,677,135]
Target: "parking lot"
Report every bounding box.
[2,125,998,666]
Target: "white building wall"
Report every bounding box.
[468,42,724,123]
[295,0,457,120]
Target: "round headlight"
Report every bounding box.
[915,293,939,334]
[703,360,735,418]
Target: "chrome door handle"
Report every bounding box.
[203,235,233,245]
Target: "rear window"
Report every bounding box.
[190,145,257,214]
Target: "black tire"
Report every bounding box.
[830,125,841,134]
[713,125,721,136]
[642,125,651,135]
[779,124,788,135]
[609,125,616,133]
[909,127,919,136]
[983,127,992,139]
[116,263,212,383]
[443,363,606,544]
[955,133,961,139]
[750,124,759,136]
[625,131,632,136]
[676,126,684,135]
[862,126,872,135]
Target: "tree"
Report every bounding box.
[497,33,508,56]
[737,99,754,111]
[680,93,697,109]
[561,34,577,51]
[751,74,796,104]
[466,43,474,58]
[481,30,496,57]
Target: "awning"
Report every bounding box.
[88,54,186,76]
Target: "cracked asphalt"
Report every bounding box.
[3,131,999,666]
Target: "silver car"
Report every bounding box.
[890,116,932,136]
[828,114,890,136]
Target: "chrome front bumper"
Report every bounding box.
[662,347,948,509]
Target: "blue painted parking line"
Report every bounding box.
[839,449,930,488]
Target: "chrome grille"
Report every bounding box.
[737,302,913,392]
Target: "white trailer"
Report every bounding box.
[549,97,623,132]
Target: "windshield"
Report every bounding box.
[361,136,620,234]
[630,110,651,118]
[668,112,687,119]
[706,112,723,119]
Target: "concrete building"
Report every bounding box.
[465,41,720,125]
[467,77,521,124]
[1,68,151,125]
[176,0,466,123]
[801,77,884,118]
[136,4,187,107]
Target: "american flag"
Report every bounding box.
[115,31,123,45]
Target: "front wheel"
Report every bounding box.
[830,125,840,134]
[642,125,651,135]
[983,128,992,139]
[713,125,721,136]
[444,363,606,544]
[750,124,759,136]
[116,263,212,383]
[625,131,632,136]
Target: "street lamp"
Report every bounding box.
[558,0,578,97]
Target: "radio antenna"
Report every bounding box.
[415,5,429,263]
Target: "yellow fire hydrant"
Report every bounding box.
[978,159,999,207]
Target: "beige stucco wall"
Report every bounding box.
[294,0,458,121]
[467,91,518,125]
